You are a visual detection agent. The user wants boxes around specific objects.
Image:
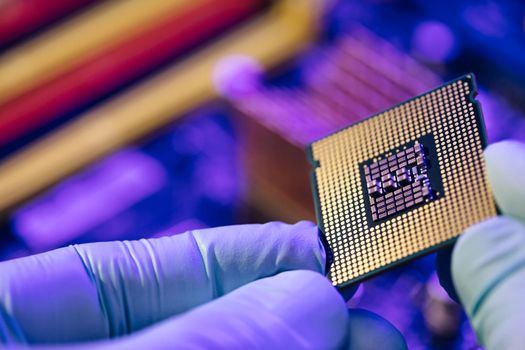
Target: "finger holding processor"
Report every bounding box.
[308,74,497,290]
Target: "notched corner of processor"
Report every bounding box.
[465,73,490,150]
[305,143,320,168]
[456,73,481,116]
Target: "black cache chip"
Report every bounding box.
[307,74,497,289]
[360,134,443,226]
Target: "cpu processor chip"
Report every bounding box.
[307,74,497,288]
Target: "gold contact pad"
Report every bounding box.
[310,76,497,286]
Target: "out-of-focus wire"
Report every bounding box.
[0,0,322,213]
[0,0,262,145]
[0,0,96,48]
[0,0,194,105]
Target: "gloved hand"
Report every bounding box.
[0,221,406,349]
[438,140,525,349]
[5,140,519,350]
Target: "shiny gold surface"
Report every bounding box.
[310,75,497,286]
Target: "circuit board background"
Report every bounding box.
[1,1,525,349]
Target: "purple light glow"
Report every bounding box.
[477,89,525,143]
[412,21,458,63]
[13,150,167,252]
[463,3,507,37]
[212,54,263,100]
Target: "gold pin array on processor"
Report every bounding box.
[308,74,497,289]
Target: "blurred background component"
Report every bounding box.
[0,0,264,144]
[0,0,318,211]
[225,26,442,222]
[1,0,524,349]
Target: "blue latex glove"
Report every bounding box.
[438,140,525,349]
[0,221,406,349]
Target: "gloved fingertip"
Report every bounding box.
[122,270,349,350]
[289,221,326,275]
[343,309,407,350]
[484,140,525,222]
[451,216,525,314]
[294,219,316,227]
[485,139,525,157]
